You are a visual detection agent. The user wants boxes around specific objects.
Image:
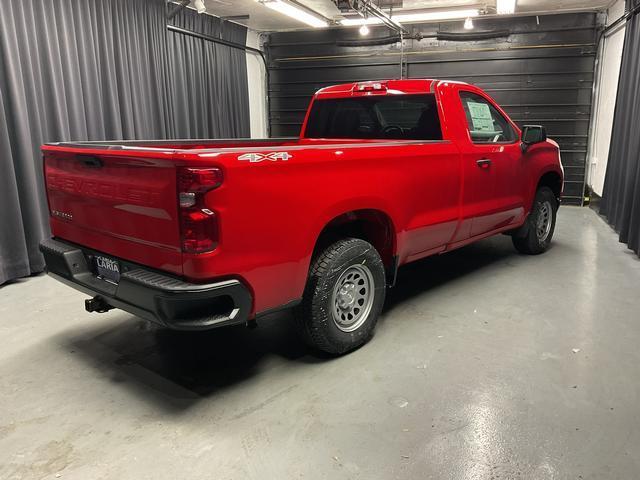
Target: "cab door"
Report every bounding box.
[456,90,526,237]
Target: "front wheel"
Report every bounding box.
[512,186,558,255]
[293,238,386,355]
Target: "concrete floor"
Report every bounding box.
[1,207,640,479]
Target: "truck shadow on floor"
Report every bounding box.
[61,236,532,412]
[384,236,522,313]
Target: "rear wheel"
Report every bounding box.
[512,186,558,255]
[294,238,386,355]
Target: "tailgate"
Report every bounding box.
[43,150,183,275]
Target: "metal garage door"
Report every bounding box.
[266,12,599,205]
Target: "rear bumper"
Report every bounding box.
[39,238,252,330]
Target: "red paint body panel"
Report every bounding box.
[45,151,184,275]
[41,79,563,317]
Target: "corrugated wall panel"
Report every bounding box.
[266,13,599,205]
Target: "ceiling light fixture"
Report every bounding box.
[464,17,474,29]
[359,24,370,36]
[192,0,206,14]
[341,9,480,26]
[496,0,516,15]
[260,0,329,28]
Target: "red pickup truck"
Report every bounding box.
[40,79,563,354]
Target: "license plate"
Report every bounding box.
[94,255,121,284]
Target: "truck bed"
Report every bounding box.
[46,137,301,151]
[45,137,413,153]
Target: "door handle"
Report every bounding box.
[476,158,492,169]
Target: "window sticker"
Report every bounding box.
[467,101,494,131]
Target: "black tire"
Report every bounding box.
[293,238,386,355]
[512,186,558,255]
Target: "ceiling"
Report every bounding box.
[201,0,613,32]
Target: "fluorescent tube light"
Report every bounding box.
[193,0,206,14]
[341,9,479,26]
[261,0,329,28]
[496,0,516,15]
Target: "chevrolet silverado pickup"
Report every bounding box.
[40,79,563,354]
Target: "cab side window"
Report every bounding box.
[459,91,516,144]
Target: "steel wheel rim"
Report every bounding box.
[536,200,553,241]
[331,264,375,332]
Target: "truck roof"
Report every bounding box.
[314,79,471,98]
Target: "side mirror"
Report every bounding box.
[521,125,547,152]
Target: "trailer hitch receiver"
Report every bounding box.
[85,296,113,313]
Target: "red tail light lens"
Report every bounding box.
[177,168,222,254]
[178,167,223,193]
[180,209,218,253]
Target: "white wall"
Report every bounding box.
[587,0,626,196]
[245,29,268,138]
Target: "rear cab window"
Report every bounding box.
[304,94,443,141]
[459,91,517,144]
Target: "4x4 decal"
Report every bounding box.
[238,152,292,163]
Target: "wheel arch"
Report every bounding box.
[311,209,398,284]
[536,170,563,206]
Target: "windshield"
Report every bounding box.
[304,94,443,141]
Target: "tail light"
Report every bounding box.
[177,167,223,254]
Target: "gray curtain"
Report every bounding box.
[0,0,249,285]
[168,9,250,138]
[600,0,640,257]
